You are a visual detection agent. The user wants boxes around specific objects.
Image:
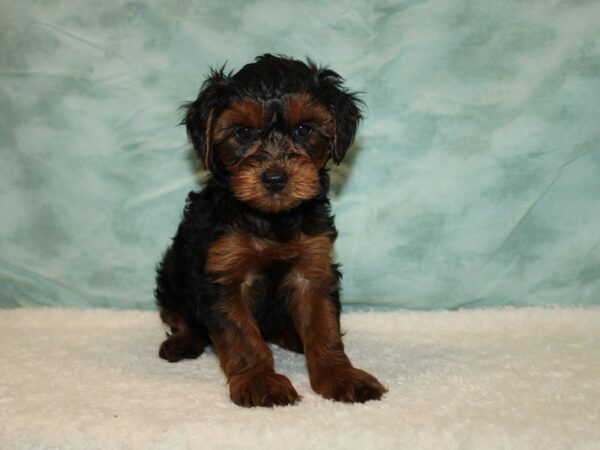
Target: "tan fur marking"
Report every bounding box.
[203,110,215,169]
[284,94,333,127]
[206,233,334,279]
[215,98,268,131]
[283,235,338,344]
[205,233,261,285]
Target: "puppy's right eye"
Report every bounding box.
[235,127,256,142]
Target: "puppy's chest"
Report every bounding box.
[205,230,333,281]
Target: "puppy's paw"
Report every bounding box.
[311,366,387,403]
[230,370,301,407]
[159,332,206,363]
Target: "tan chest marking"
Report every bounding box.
[205,232,334,285]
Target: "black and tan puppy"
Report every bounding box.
[155,54,386,407]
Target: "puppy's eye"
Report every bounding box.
[294,123,312,138]
[235,127,256,142]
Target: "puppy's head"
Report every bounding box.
[183,54,362,213]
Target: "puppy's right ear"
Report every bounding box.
[181,67,231,170]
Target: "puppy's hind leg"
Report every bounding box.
[159,309,208,363]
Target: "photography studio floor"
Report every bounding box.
[1,307,599,449]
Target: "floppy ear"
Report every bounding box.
[312,65,363,164]
[329,90,362,164]
[181,68,231,170]
[183,104,214,170]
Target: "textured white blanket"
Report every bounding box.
[1,308,599,449]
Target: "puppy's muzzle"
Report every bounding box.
[261,170,288,192]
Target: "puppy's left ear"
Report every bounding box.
[313,66,363,164]
[330,89,362,164]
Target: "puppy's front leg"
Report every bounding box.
[206,234,300,407]
[209,302,300,407]
[285,234,387,403]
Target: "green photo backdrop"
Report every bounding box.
[1,0,599,309]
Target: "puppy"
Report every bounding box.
[155,54,386,407]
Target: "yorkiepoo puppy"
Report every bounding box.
[155,54,386,407]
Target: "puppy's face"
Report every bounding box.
[213,94,333,213]
[184,55,362,213]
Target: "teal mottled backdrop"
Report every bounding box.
[1,0,599,309]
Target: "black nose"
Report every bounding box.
[261,170,288,192]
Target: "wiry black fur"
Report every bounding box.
[155,54,360,359]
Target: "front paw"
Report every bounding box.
[159,333,205,363]
[229,370,301,407]
[311,366,387,403]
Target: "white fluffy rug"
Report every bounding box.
[1,308,599,449]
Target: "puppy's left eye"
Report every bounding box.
[294,123,312,138]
